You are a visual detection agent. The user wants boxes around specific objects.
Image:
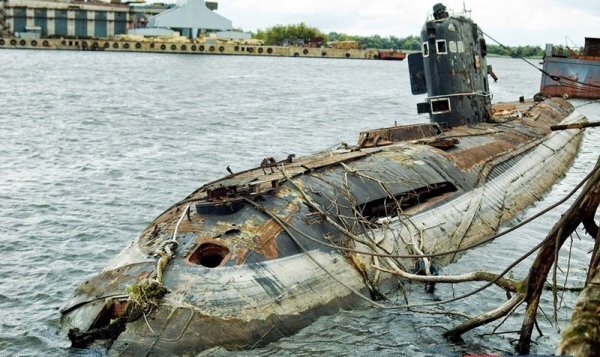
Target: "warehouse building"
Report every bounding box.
[0,0,235,39]
[0,0,165,38]
[145,0,231,39]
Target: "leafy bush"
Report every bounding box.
[253,23,324,46]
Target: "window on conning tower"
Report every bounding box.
[431,98,451,114]
[422,42,429,57]
[449,41,457,53]
[436,40,447,54]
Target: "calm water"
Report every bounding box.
[0,50,598,356]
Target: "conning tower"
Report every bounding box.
[408,3,492,127]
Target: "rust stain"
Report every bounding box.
[447,140,515,171]
[358,123,442,148]
[232,245,250,265]
[254,204,300,259]
[540,85,600,99]
[177,219,205,233]
[496,130,531,146]
[491,103,519,113]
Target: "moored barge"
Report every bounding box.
[539,37,600,99]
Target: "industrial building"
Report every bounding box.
[145,0,232,39]
[0,0,236,39]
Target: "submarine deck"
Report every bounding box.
[146,98,573,245]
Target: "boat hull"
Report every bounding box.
[540,55,600,99]
[377,50,407,61]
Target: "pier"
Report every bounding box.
[0,37,380,59]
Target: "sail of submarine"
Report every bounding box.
[60,3,587,354]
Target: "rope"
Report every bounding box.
[427,91,493,100]
[482,30,600,90]
[153,204,190,282]
[68,204,192,348]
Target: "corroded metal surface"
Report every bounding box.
[539,38,600,99]
[59,97,587,354]
[358,123,443,148]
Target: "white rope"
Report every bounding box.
[427,91,492,101]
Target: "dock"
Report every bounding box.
[0,37,381,59]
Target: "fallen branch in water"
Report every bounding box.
[515,157,600,354]
[445,293,526,340]
[372,265,520,292]
[550,121,600,131]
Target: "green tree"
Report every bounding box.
[252,23,324,46]
[486,44,543,57]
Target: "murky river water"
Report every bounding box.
[0,50,598,356]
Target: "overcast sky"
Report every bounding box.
[174,0,599,47]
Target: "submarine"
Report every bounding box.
[60,3,587,354]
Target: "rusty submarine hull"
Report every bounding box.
[60,4,587,355]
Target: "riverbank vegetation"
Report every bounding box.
[253,23,325,46]
[252,23,545,56]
